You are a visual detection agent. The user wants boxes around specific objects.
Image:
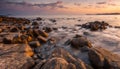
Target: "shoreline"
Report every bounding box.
[0,16,120,69]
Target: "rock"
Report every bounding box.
[115,26,120,28]
[71,36,92,49]
[29,41,41,48]
[36,17,42,21]
[10,27,19,32]
[48,37,57,44]
[43,27,53,33]
[48,47,93,69]
[81,21,109,31]
[33,30,40,38]
[0,44,34,69]
[25,44,34,57]
[32,22,39,25]
[64,39,71,45]
[41,58,69,69]
[3,37,12,44]
[12,35,22,44]
[88,47,120,69]
[33,60,46,69]
[33,47,93,69]
[38,30,48,38]
[49,19,56,23]
[0,29,3,33]
[37,35,47,43]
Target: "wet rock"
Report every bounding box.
[115,26,120,28]
[37,35,47,43]
[52,27,58,30]
[71,36,92,49]
[48,47,93,69]
[32,22,39,26]
[81,21,109,31]
[38,30,48,38]
[33,60,46,69]
[64,39,71,45]
[48,37,57,44]
[36,17,42,21]
[10,27,19,32]
[3,37,12,44]
[88,47,120,69]
[43,27,53,33]
[33,30,40,38]
[41,57,69,69]
[0,44,34,69]
[12,35,22,44]
[49,19,56,23]
[29,41,41,48]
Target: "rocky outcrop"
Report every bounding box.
[88,47,120,69]
[33,47,93,69]
[81,21,109,31]
[0,44,34,69]
[71,35,92,49]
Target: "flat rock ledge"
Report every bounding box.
[0,44,34,69]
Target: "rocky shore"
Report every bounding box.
[0,16,120,69]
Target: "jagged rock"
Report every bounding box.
[29,41,41,48]
[88,47,120,69]
[71,36,92,49]
[32,22,39,25]
[3,37,12,44]
[37,36,47,43]
[36,17,42,21]
[0,44,34,69]
[33,47,93,69]
[10,27,19,32]
[81,21,109,31]
[38,30,48,38]
[48,37,57,44]
[115,26,120,28]
[43,27,53,33]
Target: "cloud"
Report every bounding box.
[108,3,117,6]
[74,3,81,6]
[34,1,67,9]
[97,2,107,4]
[0,1,67,9]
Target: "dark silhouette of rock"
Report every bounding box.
[36,17,42,21]
[43,27,53,33]
[88,47,120,69]
[3,37,12,44]
[10,27,19,32]
[81,21,109,31]
[37,35,47,43]
[29,41,41,48]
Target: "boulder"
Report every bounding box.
[29,41,41,48]
[10,27,19,32]
[32,22,39,25]
[36,17,42,21]
[81,21,109,31]
[43,27,53,33]
[0,44,34,69]
[3,37,12,44]
[71,36,92,49]
[51,47,93,69]
[37,36,47,43]
[88,47,120,69]
[33,47,93,69]
[38,30,48,37]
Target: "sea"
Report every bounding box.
[11,15,120,55]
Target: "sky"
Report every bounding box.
[0,0,120,16]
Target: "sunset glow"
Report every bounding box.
[0,0,120,15]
